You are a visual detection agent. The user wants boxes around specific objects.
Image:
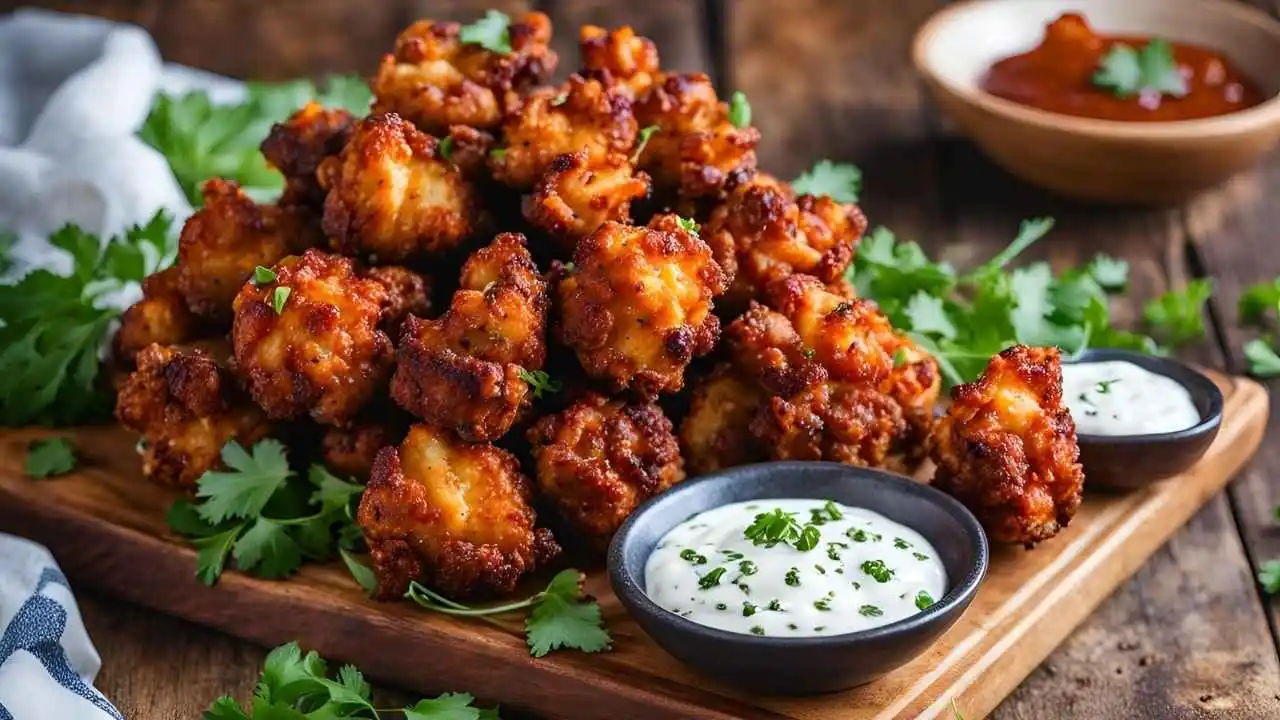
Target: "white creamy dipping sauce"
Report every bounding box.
[644,499,948,637]
[1062,360,1200,436]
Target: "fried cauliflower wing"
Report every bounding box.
[579,25,660,99]
[322,414,408,482]
[114,267,203,366]
[557,217,727,398]
[357,423,561,599]
[725,302,827,397]
[766,274,895,386]
[705,172,866,313]
[633,73,760,199]
[929,345,1084,546]
[489,74,636,190]
[363,265,432,335]
[679,363,768,475]
[523,150,650,254]
[320,113,478,263]
[528,393,684,549]
[260,102,356,208]
[371,12,557,134]
[231,249,392,426]
[176,179,322,324]
[115,344,271,488]
[391,233,547,441]
[751,381,907,469]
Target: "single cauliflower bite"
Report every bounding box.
[371,12,557,134]
[261,102,356,208]
[357,424,561,599]
[725,302,827,397]
[767,274,895,386]
[177,179,321,324]
[634,73,760,199]
[679,364,768,475]
[489,74,637,190]
[391,234,548,441]
[528,393,684,549]
[320,113,478,263]
[751,381,907,469]
[523,150,650,254]
[231,250,392,426]
[363,265,432,335]
[705,173,866,312]
[115,344,271,489]
[929,345,1084,546]
[115,267,203,365]
[579,25,660,98]
[557,218,727,398]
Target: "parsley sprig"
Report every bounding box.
[407,569,611,658]
[518,369,562,399]
[1236,275,1280,377]
[204,641,499,719]
[1092,39,1188,100]
[460,10,513,54]
[24,437,76,478]
[0,211,174,426]
[167,439,365,585]
[743,508,820,551]
[793,160,862,203]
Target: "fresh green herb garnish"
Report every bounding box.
[796,525,820,551]
[792,160,861,203]
[893,537,912,550]
[699,567,727,589]
[913,552,930,562]
[814,564,827,575]
[1092,38,1188,100]
[742,601,758,617]
[676,216,700,234]
[721,549,744,561]
[631,124,660,162]
[827,542,846,561]
[915,590,936,611]
[339,548,378,596]
[253,265,277,284]
[785,567,800,587]
[1237,277,1280,377]
[438,136,455,161]
[24,437,76,478]
[860,559,893,583]
[814,594,834,611]
[518,368,562,399]
[767,598,783,611]
[680,548,707,565]
[1244,338,1280,378]
[715,602,728,610]
[270,286,292,315]
[1259,560,1280,595]
[892,348,909,367]
[459,10,512,53]
[1143,279,1212,348]
[728,91,751,128]
[738,560,758,576]
[859,604,883,618]
[749,625,765,636]
[489,147,507,160]
[1094,378,1121,394]
[744,508,819,550]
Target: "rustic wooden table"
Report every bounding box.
[7,0,1280,717]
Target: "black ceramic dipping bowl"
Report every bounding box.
[607,462,989,695]
[1067,349,1224,490]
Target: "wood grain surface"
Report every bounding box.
[3,0,1280,717]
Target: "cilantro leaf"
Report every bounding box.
[1087,255,1130,292]
[676,216,700,234]
[201,697,251,720]
[1143,279,1212,348]
[1239,276,1280,325]
[728,91,751,128]
[518,368,562,399]
[792,160,862,203]
[195,439,293,524]
[527,570,611,657]
[403,693,491,720]
[1244,338,1280,378]
[24,437,76,478]
[631,124,659,162]
[192,526,243,586]
[1259,560,1280,595]
[233,517,303,579]
[904,292,957,340]
[340,548,379,595]
[460,10,512,53]
[1093,39,1188,99]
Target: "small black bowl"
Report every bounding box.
[1066,349,1224,490]
[607,462,988,695]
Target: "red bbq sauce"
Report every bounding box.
[981,13,1264,122]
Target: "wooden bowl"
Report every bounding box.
[912,0,1280,204]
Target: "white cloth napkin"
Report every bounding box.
[0,9,247,719]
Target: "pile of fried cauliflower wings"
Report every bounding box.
[113,13,1084,600]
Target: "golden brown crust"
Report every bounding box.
[261,102,357,208]
[633,73,760,199]
[528,393,684,549]
[556,218,727,399]
[231,249,392,426]
[679,363,768,475]
[390,234,547,441]
[766,274,895,386]
[725,302,827,397]
[579,25,660,99]
[322,416,408,482]
[705,172,866,313]
[177,180,322,324]
[489,74,637,190]
[371,12,557,134]
[362,265,432,335]
[114,267,204,366]
[320,113,478,263]
[115,344,271,489]
[357,424,561,599]
[751,381,906,468]
[523,150,650,255]
[928,345,1084,546]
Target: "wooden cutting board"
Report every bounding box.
[0,370,1267,720]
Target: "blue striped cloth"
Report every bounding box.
[0,535,121,720]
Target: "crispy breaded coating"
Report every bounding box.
[114,267,203,366]
[489,74,637,190]
[751,381,907,468]
[260,102,356,208]
[528,393,684,549]
[357,424,561,599]
[705,172,866,312]
[880,333,942,470]
[557,217,727,399]
[634,73,760,199]
[115,344,271,489]
[391,233,547,441]
[231,249,392,426]
[322,415,408,482]
[929,345,1084,546]
[766,274,895,386]
[679,364,768,475]
[579,25,660,99]
[363,265,432,335]
[320,113,478,263]
[725,302,827,397]
[177,179,322,324]
[371,12,557,134]
[523,150,650,254]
